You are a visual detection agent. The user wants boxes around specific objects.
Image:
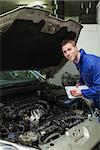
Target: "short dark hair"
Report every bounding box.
[60,39,76,48]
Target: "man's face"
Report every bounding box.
[61,43,78,62]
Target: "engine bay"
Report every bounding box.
[0,82,92,149]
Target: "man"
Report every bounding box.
[60,39,100,110]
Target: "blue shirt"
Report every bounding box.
[76,49,100,109]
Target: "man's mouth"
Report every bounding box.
[68,56,72,60]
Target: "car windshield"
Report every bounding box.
[0,70,45,87]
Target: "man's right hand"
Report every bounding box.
[70,89,82,97]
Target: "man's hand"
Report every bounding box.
[70,89,82,97]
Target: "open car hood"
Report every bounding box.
[0,7,83,71]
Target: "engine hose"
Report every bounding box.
[39,132,60,144]
[81,97,94,117]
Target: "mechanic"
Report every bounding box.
[60,39,100,112]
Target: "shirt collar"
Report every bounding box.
[78,49,86,64]
[74,49,86,70]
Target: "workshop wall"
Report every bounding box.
[77,24,100,56]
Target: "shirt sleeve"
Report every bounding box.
[79,75,85,85]
[81,62,100,100]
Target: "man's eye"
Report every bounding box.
[68,48,71,51]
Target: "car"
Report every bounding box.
[0,7,100,150]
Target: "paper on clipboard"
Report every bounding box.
[65,85,89,99]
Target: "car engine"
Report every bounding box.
[0,80,97,150]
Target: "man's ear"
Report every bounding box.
[75,46,79,52]
[75,45,77,49]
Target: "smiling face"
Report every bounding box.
[61,41,79,62]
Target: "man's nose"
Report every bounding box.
[66,51,70,57]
